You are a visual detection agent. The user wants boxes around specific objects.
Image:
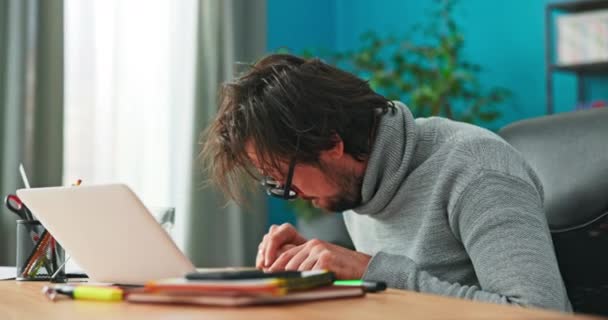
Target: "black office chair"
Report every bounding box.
[499,107,608,315]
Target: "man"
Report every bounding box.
[200,54,571,311]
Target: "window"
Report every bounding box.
[63,0,197,249]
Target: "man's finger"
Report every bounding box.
[284,246,312,271]
[297,241,330,271]
[269,224,279,233]
[276,244,297,256]
[256,234,269,269]
[264,244,296,271]
[268,245,305,272]
[256,247,264,269]
[264,224,297,267]
[298,254,320,271]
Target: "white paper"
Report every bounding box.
[0,266,16,280]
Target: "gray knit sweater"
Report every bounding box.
[343,102,572,311]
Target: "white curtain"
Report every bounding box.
[63,0,197,249]
[63,0,268,266]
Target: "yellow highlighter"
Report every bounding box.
[42,285,123,302]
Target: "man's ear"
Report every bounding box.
[322,134,344,160]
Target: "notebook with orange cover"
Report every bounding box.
[145,278,286,296]
[144,270,335,296]
[127,285,365,307]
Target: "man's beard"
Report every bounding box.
[320,165,364,212]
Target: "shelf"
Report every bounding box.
[545,0,608,114]
[548,0,608,12]
[552,61,608,74]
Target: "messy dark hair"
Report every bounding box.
[200,54,394,202]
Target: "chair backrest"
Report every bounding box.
[499,107,608,315]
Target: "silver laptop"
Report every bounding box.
[17,184,195,284]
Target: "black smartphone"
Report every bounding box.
[185,270,302,280]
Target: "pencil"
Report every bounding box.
[22,231,51,277]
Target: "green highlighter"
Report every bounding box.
[334,280,387,293]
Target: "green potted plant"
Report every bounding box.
[329,0,511,128]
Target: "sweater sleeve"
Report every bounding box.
[362,172,572,312]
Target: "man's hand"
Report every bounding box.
[256,223,307,269]
[266,239,372,280]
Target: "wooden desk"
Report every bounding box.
[0,281,599,320]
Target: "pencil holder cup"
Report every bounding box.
[16,220,65,281]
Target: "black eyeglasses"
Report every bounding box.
[261,137,299,200]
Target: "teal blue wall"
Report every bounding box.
[266,0,608,226]
[333,0,608,127]
[267,0,336,53]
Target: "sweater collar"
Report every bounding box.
[352,101,417,215]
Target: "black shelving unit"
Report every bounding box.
[545,0,608,114]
